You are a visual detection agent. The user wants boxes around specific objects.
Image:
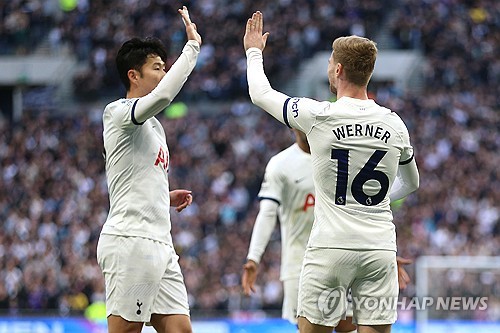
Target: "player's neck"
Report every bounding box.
[127,91,143,99]
[336,83,369,100]
[126,87,147,99]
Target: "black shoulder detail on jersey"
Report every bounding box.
[399,153,414,165]
[283,98,292,128]
[131,99,145,125]
[258,196,281,205]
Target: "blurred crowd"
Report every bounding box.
[0,0,498,322]
[1,0,392,100]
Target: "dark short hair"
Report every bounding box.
[116,37,168,91]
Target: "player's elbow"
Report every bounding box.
[152,95,173,110]
[409,175,419,194]
[248,87,265,109]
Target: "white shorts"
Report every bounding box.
[283,278,353,325]
[97,234,190,322]
[297,248,397,327]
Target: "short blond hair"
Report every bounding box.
[332,36,377,86]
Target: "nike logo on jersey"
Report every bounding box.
[294,176,307,183]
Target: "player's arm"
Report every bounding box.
[244,11,289,124]
[390,157,419,202]
[242,199,279,295]
[134,7,201,123]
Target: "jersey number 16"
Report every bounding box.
[331,149,389,206]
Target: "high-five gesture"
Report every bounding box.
[178,6,202,46]
[244,11,269,51]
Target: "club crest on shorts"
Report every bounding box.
[136,300,143,315]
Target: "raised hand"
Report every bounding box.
[243,11,269,51]
[178,6,202,46]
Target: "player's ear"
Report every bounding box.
[128,69,140,85]
[336,63,343,77]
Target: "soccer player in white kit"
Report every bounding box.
[96,7,201,333]
[242,129,357,332]
[241,129,412,333]
[243,12,419,333]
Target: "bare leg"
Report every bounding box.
[298,316,334,333]
[107,315,143,333]
[357,324,391,333]
[335,317,357,332]
[150,313,192,333]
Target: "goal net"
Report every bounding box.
[415,256,500,333]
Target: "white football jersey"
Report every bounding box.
[101,98,173,245]
[258,143,315,279]
[283,96,414,251]
[100,40,199,246]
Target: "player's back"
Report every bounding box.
[306,96,413,251]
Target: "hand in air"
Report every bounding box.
[178,6,202,46]
[243,11,269,52]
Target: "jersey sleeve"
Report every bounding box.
[283,97,331,134]
[246,199,279,264]
[398,120,414,164]
[257,156,284,205]
[108,41,200,129]
[246,47,290,124]
[104,99,140,131]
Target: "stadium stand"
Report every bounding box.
[0,0,497,322]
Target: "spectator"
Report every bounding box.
[0,0,497,322]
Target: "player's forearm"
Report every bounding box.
[134,40,200,122]
[246,48,289,124]
[390,159,419,201]
[247,199,279,264]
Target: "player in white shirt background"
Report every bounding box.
[243,11,419,333]
[97,6,201,333]
[241,129,413,333]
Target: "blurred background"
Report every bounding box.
[0,0,498,332]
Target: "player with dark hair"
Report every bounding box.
[97,6,201,333]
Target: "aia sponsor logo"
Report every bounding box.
[154,146,169,170]
[303,193,315,211]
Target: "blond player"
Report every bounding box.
[242,130,413,333]
[97,6,201,333]
[243,11,419,333]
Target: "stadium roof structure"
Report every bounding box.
[286,50,424,100]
